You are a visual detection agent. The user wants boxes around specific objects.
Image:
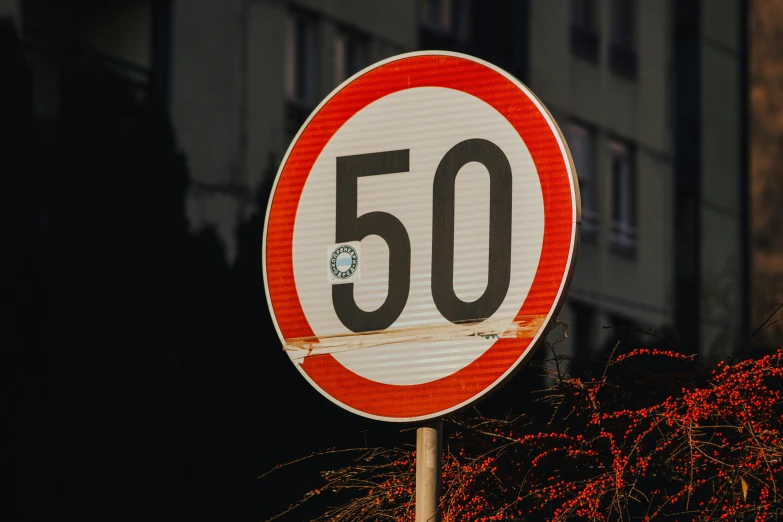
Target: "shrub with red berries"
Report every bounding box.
[262,341,783,521]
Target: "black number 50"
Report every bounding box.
[333,138,513,333]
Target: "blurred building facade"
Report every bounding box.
[525,0,749,364]
[750,0,783,347]
[5,0,749,361]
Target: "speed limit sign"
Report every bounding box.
[263,51,580,422]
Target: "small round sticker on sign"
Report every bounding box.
[328,242,360,284]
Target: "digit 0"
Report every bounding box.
[431,139,512,323]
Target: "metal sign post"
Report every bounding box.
[262,51,580,516]
[416,421,443,522]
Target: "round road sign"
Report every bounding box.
[263,51,580,423]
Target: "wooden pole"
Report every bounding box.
[415,420,442,522]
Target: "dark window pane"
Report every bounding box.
[423,0,440,27]
[630,148,638,226]
[571,0,599,62]
[454,0,472,41]
[612,153,623,222]
[610,0,635,49]
[572,0,596,31]
[295,17,309,101]
[346,36,366,76]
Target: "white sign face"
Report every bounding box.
[263,51,580,422]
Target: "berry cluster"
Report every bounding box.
[265,347,783,521]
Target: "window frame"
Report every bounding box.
[333,26,369,86]
[570,0,600,63]
[609,0,638,79]
[420,0,472,42]
[284,8,318,108]
[608,138,638,257]
[566,121,599,244]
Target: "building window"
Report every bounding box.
[285,10,317,107]
[570,0,599,63]
[566,122,599,243]
[609,140,637,256]
[421,0,472,42]
[609,0,638,78]
[334,28,367,85]
[285,10,317,140]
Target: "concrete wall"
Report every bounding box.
[699,0,745,362]
[77,0,151,67]
[170,0,244,259]
[294,0,416,51]
[247,0,288,197]
[171,0,417,261]
[0,0,21,29]
[19,0,153,118]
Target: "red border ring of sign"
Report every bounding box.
[263,51,579,422]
